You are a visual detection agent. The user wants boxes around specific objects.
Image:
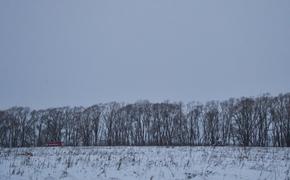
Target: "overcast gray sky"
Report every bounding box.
[0,0,290,109]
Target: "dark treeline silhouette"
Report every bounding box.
[0,93,290,147]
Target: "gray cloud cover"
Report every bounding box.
[0,0,290,109]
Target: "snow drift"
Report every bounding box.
[0,146,289,180]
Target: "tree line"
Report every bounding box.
[0,93,290,147]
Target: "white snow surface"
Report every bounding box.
[0,146,289,180]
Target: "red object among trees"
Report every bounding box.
[47,141,63,147]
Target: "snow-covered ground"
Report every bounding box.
[0,146,289,180]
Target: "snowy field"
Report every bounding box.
[0,146,289,180]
